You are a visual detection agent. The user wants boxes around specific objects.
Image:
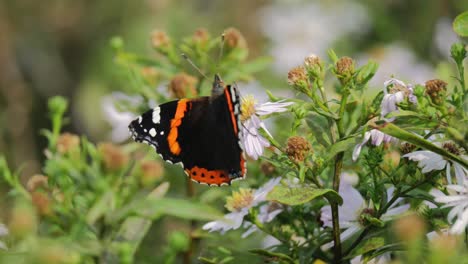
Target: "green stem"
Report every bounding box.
[337,91,349,138]
[331,152,344,263]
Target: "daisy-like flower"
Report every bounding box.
[381,78,417,121]
[321,183,409,250]
[240,95,293,160]
[0,223,8,250]
[102,92,142,143]
[203,177,281,234]
[432,181,468,234]
[352,129,396,161]
[403,136,467,185]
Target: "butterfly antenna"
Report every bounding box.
[181,53,209,80]
[216,33,225,69]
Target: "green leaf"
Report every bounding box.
[87,190,115,225]
[249,249,295,264]
[375,123,468,169]
[266,184,342,206]
[325,137,356,161]
[349,237,385,258]
[136,197,223,221]
[453,11,468,37]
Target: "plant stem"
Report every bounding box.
[337,91,349,138]
[184,179,196,264]
[331,152,344,263]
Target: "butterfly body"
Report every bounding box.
[129,75,246,186]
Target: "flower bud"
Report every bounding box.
[260,161,276,176]
[139,160,164,186]
[150,30,171,49]
[31,191,52,216]
[400,142,416,155]
[285,136,311,162]
[168,73,198,99]
[287,66,308,93]
[425,79,447,105]
[304,54,324,81]
[98,143,129,171]
[381,150,400,171]
[48,96,68,117]
[393,214,426,242]
[26,174,48,192]
[56,133,80,154]
[335,56,355,85]
[9,201,37,239]
[450,42,467,65]
[192,28,209,44]
[141,67,159,85]
[223,27,247,50]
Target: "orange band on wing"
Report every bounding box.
[224,88,238,134]
[167,99,188,155]
[185,167,231,185]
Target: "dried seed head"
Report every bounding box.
[442,142,462,156]
[140,160,164,186]
[304,54,321,68]
[285,136,311,162]
[400,142,417,154]
[98,143,129,171]
[150,30,170,49]
[425,79,447,105]
[394,214,426,242]
[336,56,355,84]
[240,95,257,122]
[56,133,80,154]
[225,188,254,212]
[261,161,276,176]
[287,66,307,88]
[192,28,209,44]
[223,27,247,49]
[168,73,198,99]
[31,191,52,216]
[27,174,49,192]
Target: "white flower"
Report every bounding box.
[321,183,409,250]
[203,177,281,234]
[381,78,416,121]
[241,95,293,160]
[403,138,467,185]
[433,181,468,234]
[352,129,396,161]
[0,223,8,250]
[101,92,142,143]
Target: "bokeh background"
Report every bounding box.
[0,0,466,261]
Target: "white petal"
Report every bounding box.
[255,101,294,116]
[450,208,468,234]
[454,163,468,185]
[340,225,361,242]
[254,177,282,202]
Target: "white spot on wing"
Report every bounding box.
[138,116,142,123]
[160,131,164,135]
[149,128,156,137]
[152,107,161,124]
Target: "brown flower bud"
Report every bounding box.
[336,56,355,85]
[442,142,462,156]
[31,191,52,216]
[381,150,400,171]
[9,201,37,239]
[287,66,307,89]
[400,142,416,155]
[150,30,170,49]
[56,133,80,154]
[98,143,129,171]
[393,213,426,242]
[192,28,209,44]
[260,161,276,176]
[168,73,198,99]
[285,136,311,162]
[141,67,159,85]
[26,174,49,192]
[425,79,447,105]
[223,27,247,50]
[140,160,164,186]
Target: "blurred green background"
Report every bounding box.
[0,0,466,261]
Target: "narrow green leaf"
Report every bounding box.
[266,184,342,206]
[326,137,356,161]
[453,11,468,37]
[349,237,385,257]
[249,249,295,264]
[374,123,468,169]
[86,190,115,225]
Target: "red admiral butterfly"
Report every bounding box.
[128,74,246,186]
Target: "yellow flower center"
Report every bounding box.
[225,188,254,212]
[240,95,257,122]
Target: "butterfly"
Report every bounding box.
[128,74,246,186]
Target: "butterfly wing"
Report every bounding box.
[128,85,246,186]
